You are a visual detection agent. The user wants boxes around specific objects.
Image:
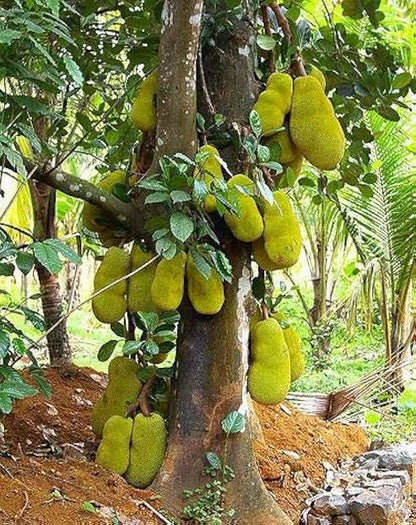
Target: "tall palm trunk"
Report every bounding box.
[29,177,71,365]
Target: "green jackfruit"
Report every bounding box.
[95,415,133,475]
[272,312,305,382]
[290,76,345,170]
[127,245,157,313]
[265,126,298,164]
[82,171,127,232]
[194,145,224,213]
[186,254,224,315]
[224,175,264,242]
[130,70,158,132]
[91,356,142,438]
[92,247,130,324]
[263,191,301,269]
[150,252,186,311]
[248,317,291,405]
[252,237,280,271]
[124,413,167,488]
[309,65,326,91]
[253,73,293,136]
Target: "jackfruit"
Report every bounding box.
[16,135,34,160]
[252,237,280,271]
[309,65,326,91]
[127,245,157,313]
[130,70,158,132]
[150,252,186,311]
[92,247,130,324]
[95,415,133,475]
[194,145,224,213]
[265,127,298,164]
[186,254,224,315]
[272,312,305,382]
[252,73,293,136]
[91,356,142,438]
[290,76,345,170]
[124,413,167,488]
[263,191,301,269]
[224,174,264,242]
[82,170,127,232]
[248,317,291,405]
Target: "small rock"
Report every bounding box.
[332,516,357,525]
[308,515,331,525]
[312,493,349,516]
[349,485,405,525]
[344,487,364,499]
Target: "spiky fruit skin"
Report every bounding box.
[92,247,130,324]
[186,254,225,315]
[194,144,224,213]
[150,252,186,311]
[290,76,345,170]
[127,245,156,313]
[95,415,133,475]
[224,175,264,242]
[130,70,157,132]
[248,318,291,405]
[265,126,298,164]
[309,65,326,91]
[91,356,141,438]
[124,413,167,488]
[82,171,127,232]
[253,73,293,136]
[252,237,280,271]
[263,191,301,269]
[272,312,305,382]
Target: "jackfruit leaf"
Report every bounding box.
[206,451,222,470]
[122,340,142,356]
[196,112,206,132]
[256,34,276,51]
[63,56,83,86]
[155,366,175,378]
[145,192,170,204]
[392,72,412,89]
[298,177,315,188]
[221,410,245,434]
[155,238,176,260]
[0,263,14,276]
[32,242,62,274]
[112,183,130,203]
[152,228,169,241]
[138,178,167,192]
[193,179,208,200]
[44,238,81,264]
[0,395,13,414]
[97,340,118,362]
[170,212,194,243]
[143,340,159,356]
[16,251,34,275]
[12,338,25,355]
[159,310,180,325]
[170,190,191,203]
[110,322,126,338]
[30,367,51,397]
[249,110,262,138]
[0,331,10,360]
[261,161,283,174]
[254,172,274,204]
[137,311,160,333]
[20,306,46,331]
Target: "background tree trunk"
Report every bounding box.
[153,1,291,522]
[29,178,71,365]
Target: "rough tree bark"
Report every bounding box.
[152,1,291,523]
[29,178,72,365]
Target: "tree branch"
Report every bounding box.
[261,5,276,74]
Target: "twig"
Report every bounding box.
[0,461,14,479]
[137,500,172,525]
[198,46,215,117]
[261,5,276,74]
[14,491,29,523]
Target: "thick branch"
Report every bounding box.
[34,169,145,237]
[153,0,203,164]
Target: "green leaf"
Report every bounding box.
[82,502,96,514]
[392,72,412,90]
[0,330,10,360]
[159,310,180,325]
[0,262,14,276]
[221,410,245,434]
[44,238,81,264]
[206,451,222,470]
[249,110,262,138]
[170,190,191,203]
[30,368,51,398]
[16,252,34,275]
[364,410,382,426]
[33,242,62,274]
[0,29,21,44]
[170,212,194,243]
[145,192,170,204]
[143,340,159,356]
[122,340,141,356]
[97,340,118,362]
[257,145,270,163]
[257,34,276,51]
[110,322,126,338]
[0,394,13,414]
[63,56,83,87]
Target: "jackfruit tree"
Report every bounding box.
[1,0,413,523]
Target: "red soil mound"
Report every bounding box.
[0,366,368,524]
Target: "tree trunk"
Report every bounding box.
[153,1,290,522]
[29,179,71,366]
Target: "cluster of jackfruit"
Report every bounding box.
[82,170,131,248]
[93,356,167,487]
[248,311,305,405]
[253,66,345,176]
